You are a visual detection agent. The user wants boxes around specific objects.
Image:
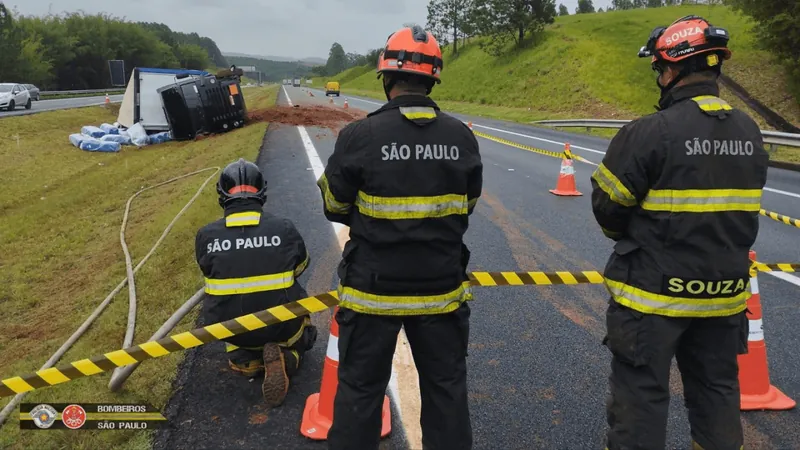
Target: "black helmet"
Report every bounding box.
[216,158,267,208]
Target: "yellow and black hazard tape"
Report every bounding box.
[1,266,795,398]
[751,261,799,273]
[760,209,800,229]
[472,130,592,164]
[468,270,604,286]
[0,271,604,398]
[0,291,340,398]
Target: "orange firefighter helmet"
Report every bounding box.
[377,25,443,83]
[638,15,731,66]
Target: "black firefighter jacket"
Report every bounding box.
[317,94,483,316]
[591,80,769,318]
[195,201,310,346]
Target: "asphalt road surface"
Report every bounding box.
[0,94,123,118]
[155,85,800,450]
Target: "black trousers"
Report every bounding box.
[226,324,317,377]
[327,303,472,450]
[604,299,749,450]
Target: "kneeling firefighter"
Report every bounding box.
[195,158,317,407]
[591,15,769,450]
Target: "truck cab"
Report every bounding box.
[292,78,301,87]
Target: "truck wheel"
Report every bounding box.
[7,100,14,111]
[25,98,32,109]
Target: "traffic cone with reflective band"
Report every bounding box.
[549,145,582,196]
[329,97,333,104]
[343,98,349,109]
[300,306,392,440]
[737,250,796,411]
[105,94,110,105]
[468,121,473,130]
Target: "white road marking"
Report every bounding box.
[472,123,607,155]
[764,271,800,288]
[283,85,421,446]
[763,187,800,199]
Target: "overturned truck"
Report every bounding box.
[117,66,248,141]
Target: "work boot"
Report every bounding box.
[262,343,289,407]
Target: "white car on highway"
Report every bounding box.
[0,83,32,111]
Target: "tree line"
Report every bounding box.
[310,43,382,78]
[570,0,720,15]
[0,3,228,90]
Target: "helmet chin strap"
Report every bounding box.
[383,76,395,102]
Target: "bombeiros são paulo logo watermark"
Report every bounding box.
[62,404,87,429]
[29,404,58,429]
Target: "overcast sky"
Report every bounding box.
[12,0,614,60]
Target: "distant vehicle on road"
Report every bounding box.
[23,84,40,101]
[292,78,301,87]
[0,83,32,111]
[325,81,340,97]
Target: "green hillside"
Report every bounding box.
[327,4,800,130]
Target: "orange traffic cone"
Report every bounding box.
[329,97,333,104]
[549,145,582,196]
[467,121,473,130]
[104,94,110,105]
[737,250,796,411]
[300,306,392,440]
[343,99,349,109]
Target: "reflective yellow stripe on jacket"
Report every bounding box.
[318,173,352,215]
[205,271,294,295]
[591,163,637,207]
[295,251,310,277]
[355,191,469,220]
[337,281,473,316]
[399,106,437,120]
[225,211,262,227]
[692,95,732,112]
[641,189,762,213]
[605,278,750,318]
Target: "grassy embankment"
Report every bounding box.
[0,84,279,449]
[321,5,800,163]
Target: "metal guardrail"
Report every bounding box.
[534,119,800,148]
[40,89,125,96]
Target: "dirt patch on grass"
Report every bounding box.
[247,105,366,135]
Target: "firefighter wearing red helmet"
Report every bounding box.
[591,16,769,450]
[318,25,482,450]
[195,158,317,408]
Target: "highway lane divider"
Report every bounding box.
[760,209,800,229]
[3,265,797,399]
[472,130,596,165]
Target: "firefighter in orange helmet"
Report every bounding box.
[320,25,482,450]
[594,15,768,450]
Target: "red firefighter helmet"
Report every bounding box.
[377,25,443,83]
[638,15,731,66]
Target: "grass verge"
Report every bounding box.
[0,84,279,449]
